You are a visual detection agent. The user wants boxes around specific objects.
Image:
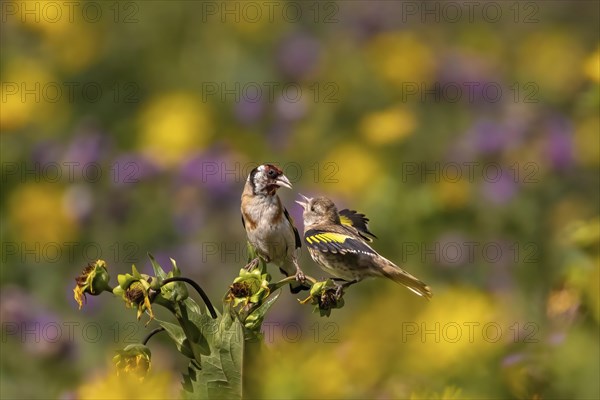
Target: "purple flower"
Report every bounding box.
[62,128,111,168]
[170,185,206,235]
[437,51,502,105]
[287,202,306,233]
[275,95,308,122]
[545,116,573,170]
[472,119,509,154]
[267,120,294,151]
[501,353,525,367]
[548,331,566,346]
[111,152,161,187]
[276,31,321,80]
[481,171,518,204]
[2,285,74,359]
[340,2,401,41]
[234,96,264,126]
[31,140,64,165]
[178,148,239,199]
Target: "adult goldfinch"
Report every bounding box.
[241,164,309,293]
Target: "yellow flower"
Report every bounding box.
[8,184,77,247]
[517,32,584,99]
[42,22,102,73]
[360,106,416,145]
[0,59,69,132]
[583,47,600,83]
[435,177,470,209]
[322,144,382,196]
[565,217,600,249]
[20,0,75,36]
[411,386,463,400]
[367,31,436,87]
[77,370,176,400]
[403,287,507,373]
[138,92,212,168]
[574,116,600,166]
[587,258,600,323]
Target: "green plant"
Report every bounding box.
[73,247,344,399]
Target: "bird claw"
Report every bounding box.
[294,270,306,283]
[334,284,345,300]
[244,258,260,271]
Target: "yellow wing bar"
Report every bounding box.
[306,232,349,244]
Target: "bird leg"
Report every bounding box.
[244,257,260,271]
[292,258,306,283]
[332,279,358,299]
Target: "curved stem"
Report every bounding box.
[268,274,318,292]
[142,327,165,345]
[161,277,218,319]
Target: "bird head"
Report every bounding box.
[296,195,340,227]
[248,164,292,196]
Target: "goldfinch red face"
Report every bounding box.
[296,195,340,227]
[248,164,292,196]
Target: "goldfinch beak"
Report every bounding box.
[295,194,312,210]
[275,174,292,189]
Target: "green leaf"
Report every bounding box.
[175,303,212,359]
[169,258,181,276]
[131,264,141,278]
[148,253,168,280]
[155,318,194,359]
[244,290,281,331]
[182,297,205,316]
[182,312,244,400]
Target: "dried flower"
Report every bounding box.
[73,260,111,309]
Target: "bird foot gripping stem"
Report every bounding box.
[334,284,345,300]
[244,257,260,271]
[294,270,306,284]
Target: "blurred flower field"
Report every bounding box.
[1,1,599,399]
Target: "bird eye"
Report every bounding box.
[267,169,277,178]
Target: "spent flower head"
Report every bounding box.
[113,265,155,324]
[300,279,345,317]
[227,268,271,307]
[113,344,151,380]
[73,260,112,309]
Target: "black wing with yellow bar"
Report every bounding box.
[338,209,378,242]
[304,229,376,256]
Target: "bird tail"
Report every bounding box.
[379,258,433,299]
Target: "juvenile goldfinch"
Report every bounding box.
[296,195,432,299]
[241,164,309,293]
[338,209,377,242]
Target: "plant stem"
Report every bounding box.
[268,274,318,291]
[142,327,165,345]
[161,277,218,319]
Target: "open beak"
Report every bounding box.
[275,174,292,189]
[295,193,312,210]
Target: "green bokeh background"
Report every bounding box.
[1,1,599,399]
